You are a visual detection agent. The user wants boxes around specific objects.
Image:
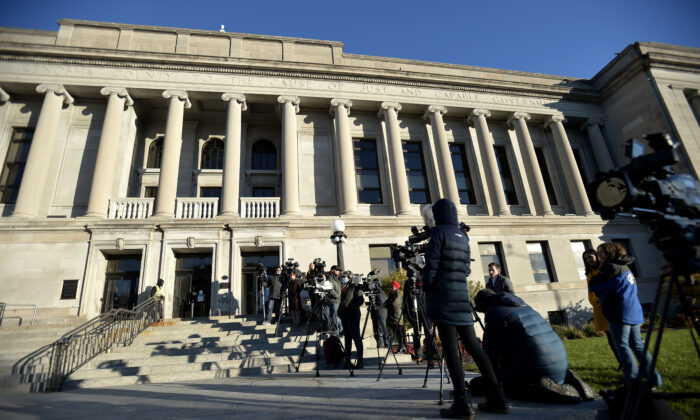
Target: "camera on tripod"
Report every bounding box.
[303,257,333,296]
[256,262,267,279]
[282,258,298,277]
[357,268,382,295]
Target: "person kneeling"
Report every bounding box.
[471,289,596,404]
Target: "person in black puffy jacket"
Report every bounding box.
[422,199,508,419]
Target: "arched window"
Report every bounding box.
[251,140,276,170]
[201,139,224,169]
[146,138,163,168]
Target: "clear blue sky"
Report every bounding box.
[1,0,699,79]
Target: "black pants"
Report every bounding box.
[437,323,503,404]
[388,322,406,349]
[340,311,363,360]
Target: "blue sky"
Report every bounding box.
[1,0,699,79]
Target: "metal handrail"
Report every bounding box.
[0,302,37,326]
[46,298,163,391]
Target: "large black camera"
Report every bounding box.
[357,268,382,295]
[256,262,267,279]
[282,257,298,277]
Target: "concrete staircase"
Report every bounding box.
[61,315,412,389]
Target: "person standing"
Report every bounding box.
[149,278,165,320]
[327,265,342,334]
[583,249,621,367]
[423,199,509,419]
[486,263,514,294]
[288,270,304,326]
[589,242,662,388]
[338,271,365,368]
[385,281,406,352]
[263,267,284,325]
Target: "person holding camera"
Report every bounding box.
[263,266,285,325]
[339,271,365,368]
[422,198,508,419]
[326,265,343,333]
[385,281,406,352]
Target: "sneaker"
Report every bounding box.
[263,321,271,325]
[440,396,475,419]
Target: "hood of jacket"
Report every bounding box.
[475,290,524,312]
[614,255,635,266]
[431,199,458,226]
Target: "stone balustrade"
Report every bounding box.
[240,197,280,219]
[175,197,218,219]
[108,198,155,219]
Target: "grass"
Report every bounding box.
[464,328,699,419]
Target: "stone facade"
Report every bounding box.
[0,20,697,324]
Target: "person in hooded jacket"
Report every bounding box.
[583,249,620,367]
[589,242,662,388]
[422,198,509,419]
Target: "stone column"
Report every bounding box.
[507,112,552,216]
[277,95,301,216]
[0,88,9,137]
[467,109,509,216]
[84,87,133,218]
[688,90,700,121]
[153,90,191,218]
[379,102,411,216]
[545,115,594,216]
[12,84,73,218]
[331,98,358,215]
[220,93,247,217]
[0,87,8,103]
[581,119,614,173]
[424,105,460,206]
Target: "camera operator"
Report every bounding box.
[369,282,388,349]
[422,198,508,418]
[326,265,342,334]
[339,271,365,368]
[288,270,304,326]
[385,281,406,352]
[263,266,285,325]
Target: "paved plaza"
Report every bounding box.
[0,364,609,419]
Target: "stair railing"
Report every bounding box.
[46,298,163,391]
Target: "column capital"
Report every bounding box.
[329,98,352,116]
[378,102,401,118]
[36,84,74,105]
[163,90,192,108]
[277,95,300,113]
[467,108,491,126]
[100,87,134,106]
[0,87,9,103]
[221,92,247,110]
[422,105,448,121]
[580,118,606,131]
[506,112,531,129]
[544,114,567,129]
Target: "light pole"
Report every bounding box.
[330,219,347,270]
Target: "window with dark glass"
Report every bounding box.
[146,138,163,169]
[478,242,507,283]
[201,139,224,169]
[0,128,33,204]
[353,139,382,204]
[251,140,276,170]
[144,187,158,198]
[369,245,397,275]
[493,145,519,205]
[200,187,221,199]
[403,141,430,204]
[527,242,555,283]
[450,144,476,204]
[252,187,275,197]
[535,148,558,205]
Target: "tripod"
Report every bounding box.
[361,293,402,374]
[274,290,289,337]
[295,292,354,377]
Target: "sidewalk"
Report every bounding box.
[0,364,609,419]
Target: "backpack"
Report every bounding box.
[323,336,344,365]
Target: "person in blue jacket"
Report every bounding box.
[588,242,662,388]
[422,198,508,419]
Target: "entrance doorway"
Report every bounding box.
[241,251,278,315]
[101,255,141,313]
[173,253,212,318]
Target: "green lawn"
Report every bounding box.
[564,328,700,420]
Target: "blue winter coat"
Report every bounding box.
[422,199,473,326]
[481,292,569,385]
[588,256,644,325]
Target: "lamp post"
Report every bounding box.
[330,219,347,270]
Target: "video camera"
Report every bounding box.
[356,268,382,295]
[255,262,267,279]
[282,257,298,277]
[303,257,333,297]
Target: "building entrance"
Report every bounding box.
[241,251,278,315]
[101,255,141,313]
[173,253,212,318]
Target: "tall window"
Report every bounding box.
[252,187,275,197]
[0,128,33,204]
[403,141,430,204]
[450,144,476,204]
[527,242,555,283]
[369,245,397,275]
[354,139,382,204]
[535,148,558,205]
[200,187,221,199]
[201,139,224,169]
[144,187,158,199]
[146,138,163,168]
[493,145,519,205]
[479,242,506,283]
[251,140,276,170]
[570,240,592,281]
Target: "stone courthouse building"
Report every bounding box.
[0,20,698,324]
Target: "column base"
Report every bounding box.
[82,212,107,219]
[280,211,302,218]
[396,210,413,217]
[341,211,360,217]
[150,212,175,220]
[8,211,35,219]
[216,212,239,219]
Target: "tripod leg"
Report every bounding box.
[295,327,314,372]
[379,319,403,375]
[377,311,405,381]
